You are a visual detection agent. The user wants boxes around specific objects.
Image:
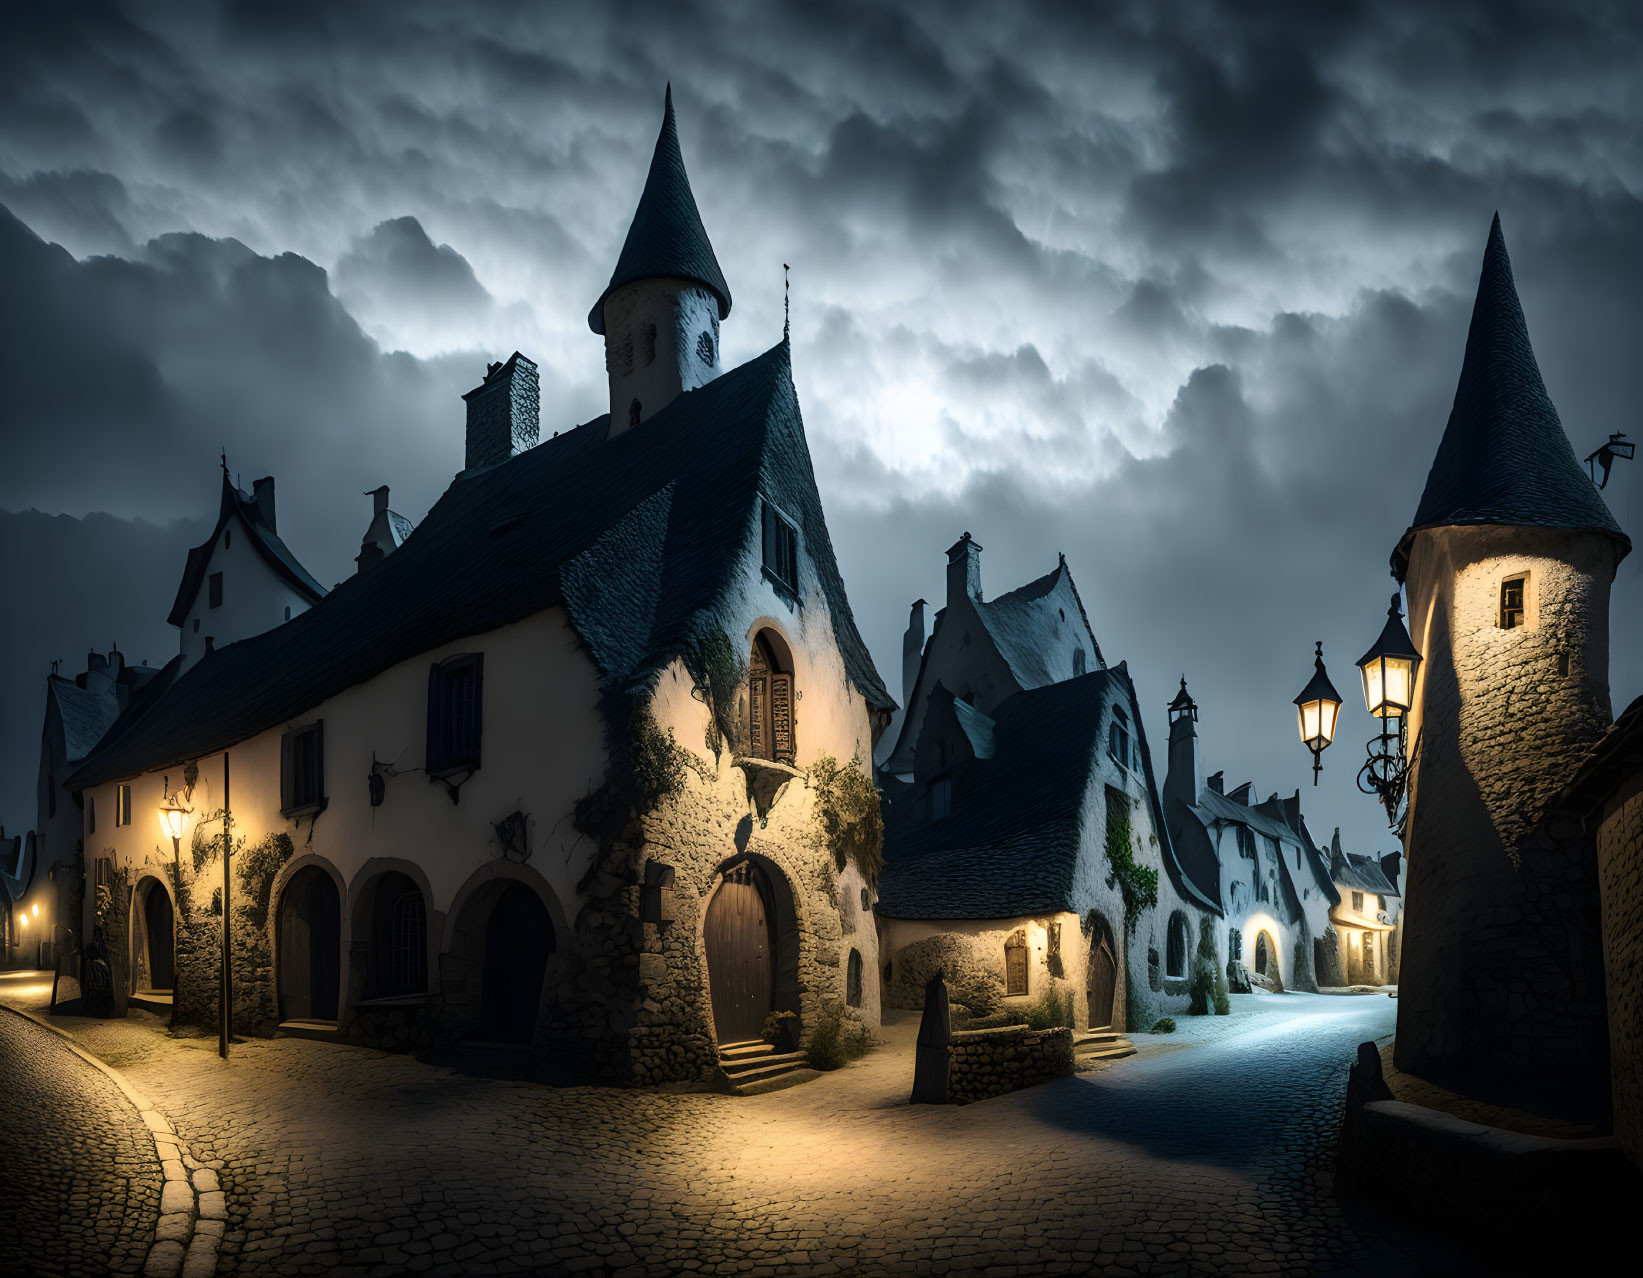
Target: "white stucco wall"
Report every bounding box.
[602,278,722,431]
[178,515,316,672]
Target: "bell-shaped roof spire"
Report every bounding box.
[1394,213,1627,575]
[588,85,732,335]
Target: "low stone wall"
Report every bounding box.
[947,1025,1073,1105]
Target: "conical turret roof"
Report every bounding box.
[1393,214,1627,576]
[588,85,732,334]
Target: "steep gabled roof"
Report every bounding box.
[49,676,122,764]
[1393,214,1628,577]
[167,472,326,627]
[588,86,732,334]
[877,666,1217,920]
[973,555,1105,688]
[70,341,888,789]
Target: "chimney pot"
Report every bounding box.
[462,352,540,473]
[249,477,277,532]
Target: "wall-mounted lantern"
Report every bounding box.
[1356,593,1423,826]
[1294,642,1343,786]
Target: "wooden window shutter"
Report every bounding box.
[280,727,294,812]
[426,663,442,772]
[771,672,794,763]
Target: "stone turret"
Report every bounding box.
[592,86,732,433]
[1164,678,1200,811]
[1392,213,1629,1102]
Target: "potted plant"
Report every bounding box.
[762,1009,801,1053]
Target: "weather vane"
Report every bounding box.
[783,262,790,340]
[1585,432,1635,489]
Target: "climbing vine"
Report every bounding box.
[810,750,884,888]
[237,832,295,930]
[684,629,746,759]
[1103,802,1157,934]
[574,703,689,852]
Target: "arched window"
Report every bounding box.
[846,948,863,1008]
[1004,928,1028,997]
[697,329,715,366]
[746,630,795,764]
[371,873,427,997]
[1165,912,1188,979]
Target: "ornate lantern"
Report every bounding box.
[1294,642,1343,785]
[1356,593,1422,719]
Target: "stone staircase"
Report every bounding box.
[716,1039,820,1096]
[1074,1028,1136,1065]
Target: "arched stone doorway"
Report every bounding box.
[278,865,341,1022]
[1087,914,1118,1029]
[746,629,795,764]
[704,857,798,1045]
[1254,929,1280,988]
[132,876,175,994]
[478,884,553,1043]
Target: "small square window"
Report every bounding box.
[115,784,132,828]
[281,721,325,814]
[761,499,799,594]
[208,572,223,609]
[1352,891,1364,912]
[1500,575,1526,629]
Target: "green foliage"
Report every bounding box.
[237,832,295,930]
[574,704,689,849]
[1025,977,1076,1030]
[804,1000,873,1071]
[1103,802,1158,934]
[1150,1017,1177,1034]
[810,750,884,887]
[1187,916,1219,1015]
[685,630,746,758]
[1213,963,1231,1016]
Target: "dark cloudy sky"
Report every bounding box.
[4,0,1643,859]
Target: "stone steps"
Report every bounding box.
[1074,1032,1136,1062]
[716,1041,816,1095]
[276,1019,339,1043]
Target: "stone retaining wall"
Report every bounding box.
[947,1025,1073,1104]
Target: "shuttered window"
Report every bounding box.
[281,721,325,814]
[761,498,799,594]
[1005,930,1028,997]
[115,784,132,827]
[427,654,484,774]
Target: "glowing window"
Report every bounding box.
[1500,575,1526,629]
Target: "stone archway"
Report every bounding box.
[1253,929,1283,991]
[703,855,799,1046]
[131,875,175,994]
[443,868,562,1046]
[1087,913,1118,1030]
[277,865,342,1022]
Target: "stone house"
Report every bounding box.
[1322,832,1402,986]
[1391,214,1627,1112]
[875,543,1218,1031]
[1162,680,1339,993]
[66,88,894,1088]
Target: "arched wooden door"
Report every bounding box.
[278,867,341,1022]
[1255,931,1273,979]
[1088,926,1117,1029]
[705,863,774,1043]
[142,883,175,991]
[479,884,553,1043]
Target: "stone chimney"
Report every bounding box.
[462,352,540,473]
[249,477,277,532]
[1164,678,1200,810]
[901,599,926,706]
[1207,770,1224,795]
[945,532,983,607]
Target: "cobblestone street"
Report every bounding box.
[0,978,1522,1275]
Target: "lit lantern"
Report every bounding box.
[1294,641,1344,785]
[158,795,190,843]
[1357,593,1422,719]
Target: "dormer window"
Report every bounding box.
[761,498,799,594]
[208,572,223,609]
[1499,574,1527,629]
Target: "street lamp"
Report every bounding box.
[1294,641,1343,785]
[158,795,190,844]
[1356,593,1423,826]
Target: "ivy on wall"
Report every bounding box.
[684,629,746,759]
[1103,801,1158,934]
[574,703,688,854]
[810,750,884,888]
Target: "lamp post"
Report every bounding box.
[1294,642,1344,785]
[1356,592,1423,825]
[159,759,231,1058]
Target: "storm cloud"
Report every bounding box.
[3,0,1642,853]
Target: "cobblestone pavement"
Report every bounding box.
[0,980,1575,1276]
[0,1006,161,1277]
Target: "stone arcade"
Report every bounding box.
[64,89,894,1088]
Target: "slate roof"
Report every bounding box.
[1558,694,1643,817]
[588,86,731,334]
[1329,836,1399,897]
[974,556,1105,688]
[1393,214,1629,577]
[877,667,1218,921]
[167,473,326,627]
[50,677,122,764]
[71,341,889,789]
